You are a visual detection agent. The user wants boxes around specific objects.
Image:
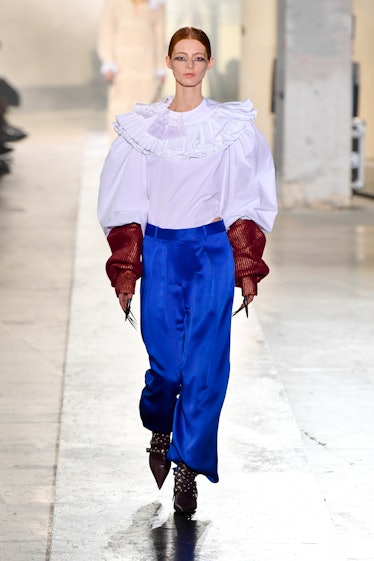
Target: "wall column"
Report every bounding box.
[274,0,353,208]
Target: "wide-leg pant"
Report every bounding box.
[139,221,235,483]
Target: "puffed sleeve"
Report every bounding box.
[98,136,149,235]
[222,123,277,234]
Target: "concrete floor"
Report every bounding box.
[0,110,373,561]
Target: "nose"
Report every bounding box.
[185,58,194,68]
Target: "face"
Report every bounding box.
[166,39,213,88]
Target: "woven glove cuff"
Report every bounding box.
[227,219,269,296]
[105,223,143,295]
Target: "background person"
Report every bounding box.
[0,78,28,177]
[97,0,166,138]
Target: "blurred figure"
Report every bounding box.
[97,0,166,137]
[0,87,28,177]
[1,40,29,177]
[0,97,10,176]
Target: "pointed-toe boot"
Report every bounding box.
[146,432,171,489]
[173,463,198,515]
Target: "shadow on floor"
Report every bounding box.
[106,502,211,560]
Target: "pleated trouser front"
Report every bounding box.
[139,221,235,482]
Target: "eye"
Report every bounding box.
[194,57,207,62]
[174,56,186,62]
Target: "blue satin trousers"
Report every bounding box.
[139,221,235,482]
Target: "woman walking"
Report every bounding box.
[98,27,277,515]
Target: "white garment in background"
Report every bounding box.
[97,0,166,134]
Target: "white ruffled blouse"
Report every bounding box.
[98,97,277,236]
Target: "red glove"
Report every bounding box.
[227,219,269,297]
[105,223,143,296]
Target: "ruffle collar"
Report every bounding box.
[113,97,257,160]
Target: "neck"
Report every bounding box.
[168,85,204,112]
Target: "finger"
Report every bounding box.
[244,296,249,318]
[232,295,254,317]
[124,298,137,329]
[119,293,132,310]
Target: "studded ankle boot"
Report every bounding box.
[173,462,198,515]
[146,432,171,489]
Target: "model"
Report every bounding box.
[98,26,278,515]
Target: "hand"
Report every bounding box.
[232,294,254,318]
[119,292,133,311]
[118,292,137,328]
[104,69,115,83]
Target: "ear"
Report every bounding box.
[208,56,214,71]
[166,55,172,69]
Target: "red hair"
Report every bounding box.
[168,27,212,59]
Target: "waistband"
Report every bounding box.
[145,220,226,241]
